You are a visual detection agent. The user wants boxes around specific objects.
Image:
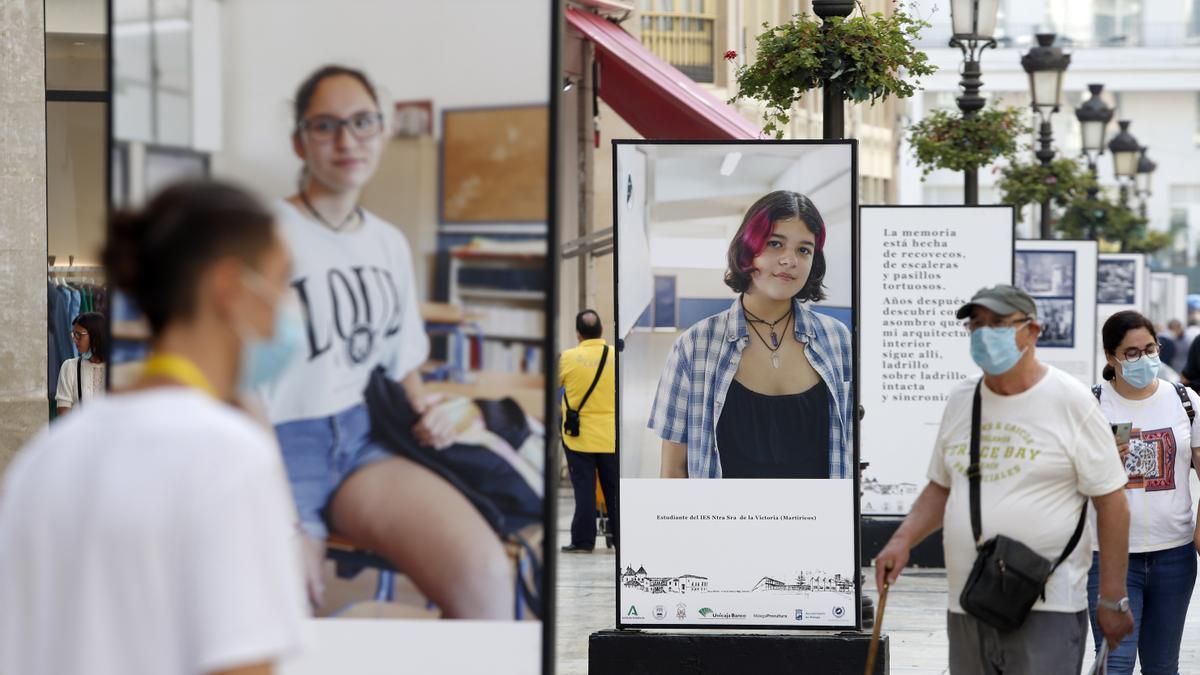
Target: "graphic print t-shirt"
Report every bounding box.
[927,367,1128,613]
[1094,380,1200,553]
[260,201,429,424]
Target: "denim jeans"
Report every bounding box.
[1086,542,1197,675]
[274,403,394,539]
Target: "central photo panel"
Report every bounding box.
[614,141,860,630]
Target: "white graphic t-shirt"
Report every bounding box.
[0,389,307,675]
[1093,380,1200,553]
[927,367,1129,614]
[260,201,429,424]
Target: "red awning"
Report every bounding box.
[566,8,762,140]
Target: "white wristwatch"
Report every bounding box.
[1098,596,1131,613]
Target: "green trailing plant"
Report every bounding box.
[729,2,936,138]
[906,106,1028,177]
[996,157,1094,223]
[1057,194,1170,254]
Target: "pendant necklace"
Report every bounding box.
[299,186,363,232]
[747,310,792,369]
[742,298,792,350]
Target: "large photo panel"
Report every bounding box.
[859,206,1014,515]
[614,141,859,630]
[108,2,555,673]
[1015,240,1099,386]
[1095,253,1147,383]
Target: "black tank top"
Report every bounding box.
[715,378,830,478]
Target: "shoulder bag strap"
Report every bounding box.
[574,346,609,413]
[76,357,83,403]
[1051,500,1088,573]
[1173,382,1195,425]
[969,380,983,546]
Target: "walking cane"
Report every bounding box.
[864,564,892,675]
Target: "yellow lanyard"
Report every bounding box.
[140,353,219,399]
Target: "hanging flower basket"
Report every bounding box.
[729,2,935,138]
[996,158,1093,223]
[907,106,1028,177]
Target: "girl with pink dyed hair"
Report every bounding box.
[648,190,853,479]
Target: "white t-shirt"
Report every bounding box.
[0,388,308,675]
[927,366,1129,614]
[1093,380,1200,552]
[259,201,429,424]
[54,357,106,408]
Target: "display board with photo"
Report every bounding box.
[614,141,859,630]
[1016,250,1076,348]
[1097,259,1137,305]
[1014,240,1099,385]
[108,1,555,671]
[859,206,1014,515]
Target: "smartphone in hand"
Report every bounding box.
[1111,422,1132,445]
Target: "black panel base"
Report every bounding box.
[861,516,945,568]
[589,629,888,675]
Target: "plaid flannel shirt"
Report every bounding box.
[647,298,853,478]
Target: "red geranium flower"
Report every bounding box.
[724,50,738,61]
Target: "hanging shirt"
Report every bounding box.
[258,201,429,424]
[0,388,308,675]
[54,357,107,409]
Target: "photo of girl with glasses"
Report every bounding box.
[648,190,852,480]
[1088,310,1200,674]
[258,65,514,618]
[55,311,107,416]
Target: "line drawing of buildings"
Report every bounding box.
[622,565,853,595]
[621,565,709,594]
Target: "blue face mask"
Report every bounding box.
[237,272,304,392]
[970,325,1027,375]
[1120,354,1160,389]
[81,350,93,360]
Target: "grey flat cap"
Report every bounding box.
[956,284,1038,320]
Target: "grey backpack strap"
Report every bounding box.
[1172,382,1195,425]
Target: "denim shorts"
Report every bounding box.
[275,403,394,539]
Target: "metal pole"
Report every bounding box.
[813,1,855,139]
[956,56,986,205]
[1086,159,1100,240]
[1036,119,1056,238]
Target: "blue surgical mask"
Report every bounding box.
[1120,354,1160,389]
[970,326,1027,375]
[81,350,93,360]
[237,272,304,391]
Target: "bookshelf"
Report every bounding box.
[447,239,546,373]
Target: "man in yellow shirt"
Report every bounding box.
[559,309,617,553]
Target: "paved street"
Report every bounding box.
[555,490,1200,674]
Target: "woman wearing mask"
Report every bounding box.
[260,65,513,618]
[55,311,108,415]
[0,181,307,675]
[649,190,852,479]
[1088,310,1200,674]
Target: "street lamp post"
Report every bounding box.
[1021,33,1071,238]
[812,0,855,139]
[1136,147,1156,219]
[1108,119,1141,208]
[949,0,1000,205]
[1074,83,1114,201]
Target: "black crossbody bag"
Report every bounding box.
[562,345,608,438]
[958,380,1088,632]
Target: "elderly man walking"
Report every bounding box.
[875,284,1133,673]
